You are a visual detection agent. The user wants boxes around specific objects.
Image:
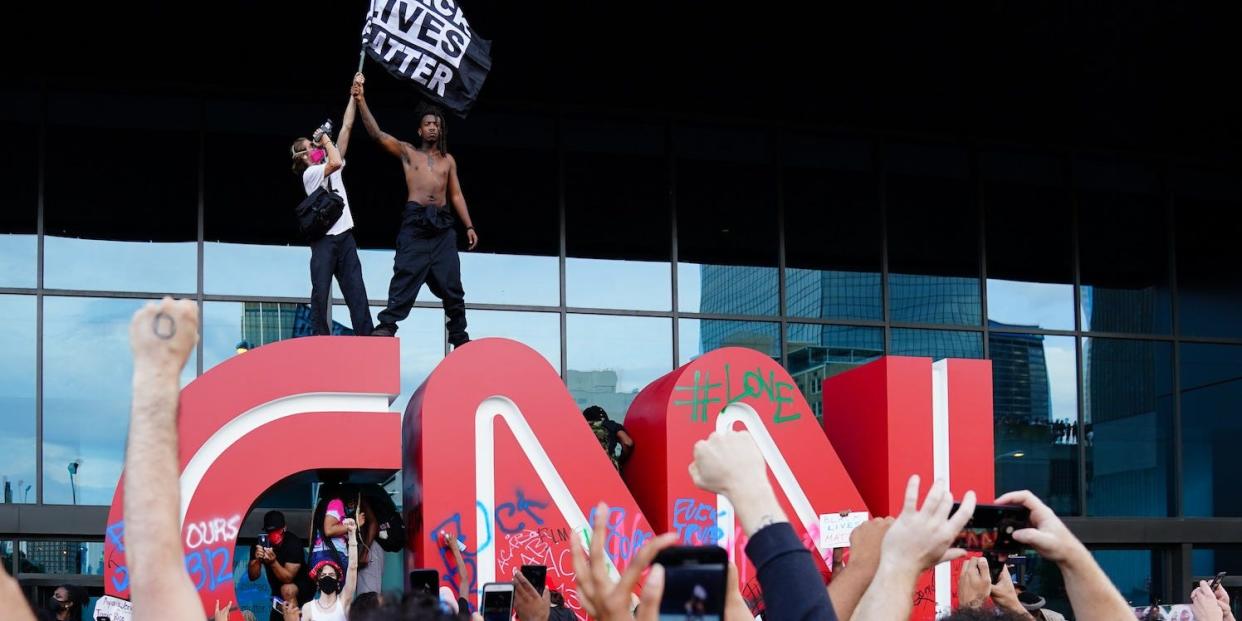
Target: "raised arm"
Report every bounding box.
[355,85,404,158]
[447,155,478,250]
[341,517,360,607]
[339,73,364,158]
[124,298,204,621]
[320,132,343,178]
[995,490,1133,620]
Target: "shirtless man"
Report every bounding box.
[354,75,477,346]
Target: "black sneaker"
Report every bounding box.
[371,324,397,337]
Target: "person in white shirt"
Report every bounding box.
[287,75,373,336]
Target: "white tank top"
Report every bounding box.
[304,596,347,621]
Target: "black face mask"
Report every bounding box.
[47,598,69,612]
[318,575,339,595]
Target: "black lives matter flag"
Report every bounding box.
[361,0,491,117]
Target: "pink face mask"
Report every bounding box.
[308,148,326,164]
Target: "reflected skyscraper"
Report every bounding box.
[990,326,1052,425]
[239,302,354,349]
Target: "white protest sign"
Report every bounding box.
[819,511,870,549]
[93,595,133,621]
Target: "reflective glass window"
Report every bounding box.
[886,143,981,326]
[785,324,883,419]
[783,134,881,321]
[44,90,198,293]
[1192,546,1242,586]
[1180,343,1242,518]
[984,149,1074,331]
[990,333,1079,514]
[334,305,444,415]
[1091,549,1164,608]
[17,541,105,575]
[0,295,36,504]
[1075,157,1171,334]
[566,314,672,421]
[1173,168,1242,338]
[675,125,778,316]
[1082,337,1173,516]
[679,319,780,366]
[889,328,983,359]
[0,93,38,288]
[565,118,671,311]
[42,297,195,505]
[466,310,560,373]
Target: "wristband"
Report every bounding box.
[466,226,475,231]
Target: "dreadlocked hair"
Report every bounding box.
[414,103,448,155]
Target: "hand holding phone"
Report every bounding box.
[481,582,515,621]
[653,546,728,621]
[520,565,547,594]
[951,503,1031,554]
[1210,571,1227,591]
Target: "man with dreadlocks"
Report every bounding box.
[354,75,477,346]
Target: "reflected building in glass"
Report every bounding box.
[239,302,354,349]
[567,370,638,423]
[990,324,1078,513]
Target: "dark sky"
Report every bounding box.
[8,1,1242,161]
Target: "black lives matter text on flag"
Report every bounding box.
[362,0,492,117]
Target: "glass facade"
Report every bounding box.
[2,86,1241,607]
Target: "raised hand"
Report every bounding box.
[130,297,198,376]
[879,476,976,577]
[690,430,766,497]
[1194,582,1226,621]
[213,599,232,621]
[957,556,990,609]
[342,517,358,536]
[994,490,1083,564]
[571,502,677,621]
[513,572,551,621]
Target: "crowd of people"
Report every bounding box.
[0,300,1234,621]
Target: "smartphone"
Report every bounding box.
[271,596,285,613]
[409,569,439,594]
[257,533,270,549]
[653,546,728,621]
[1210,571,1227,591]
[96,617,111,621]
[951,503,1030,554]
[520,564,547,594]
[481,582,515,621]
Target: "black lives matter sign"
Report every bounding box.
[362,0,492,117]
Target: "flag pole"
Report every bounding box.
[357,48,366,74]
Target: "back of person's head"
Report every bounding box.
[350,591,382,616]
[348,593,459,621]
[942,608,1032,621]
[583,405,607,422]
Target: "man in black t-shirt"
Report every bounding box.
[247,511,313,621]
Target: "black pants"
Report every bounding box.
[310,230,373,336]
[377,202,469,345]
